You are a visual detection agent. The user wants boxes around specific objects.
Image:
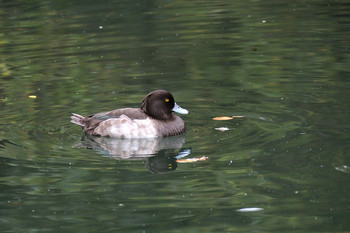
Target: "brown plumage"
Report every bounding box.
[71,90,189,138]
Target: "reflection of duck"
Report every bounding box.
[75,134,191,173]
[71,90,189,138]
[76,134,186,159]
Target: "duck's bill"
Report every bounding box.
[172,102,189,114]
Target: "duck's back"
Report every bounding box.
[93,108,148,120]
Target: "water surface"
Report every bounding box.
[1,0,350,232]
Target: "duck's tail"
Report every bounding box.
[71,113,85,127]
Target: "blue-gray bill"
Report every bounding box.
[172,103,189,114]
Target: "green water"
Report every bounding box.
[1,0,350,232]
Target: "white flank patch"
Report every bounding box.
[95,115,158,138]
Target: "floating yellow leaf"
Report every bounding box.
[213,116,233,120]
[176,156,208,163]
[212,116,244,120]
[28,95,37,99]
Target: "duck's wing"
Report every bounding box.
[71,108,149,136]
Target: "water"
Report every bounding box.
[1,0,350,232]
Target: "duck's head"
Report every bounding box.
[141,90,189,120]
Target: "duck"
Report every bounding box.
[71,90,189,138]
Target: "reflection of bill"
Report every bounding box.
[74,135,206,174]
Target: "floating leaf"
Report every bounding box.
[28,95,37,99]
[236,207,264,212]
[212,116,244,120]
[176,156,208,163]
[213,116,233,120]
[215,127,230,131]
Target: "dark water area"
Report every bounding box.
[1,0,350,232]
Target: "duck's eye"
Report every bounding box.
[165,98,170,102]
